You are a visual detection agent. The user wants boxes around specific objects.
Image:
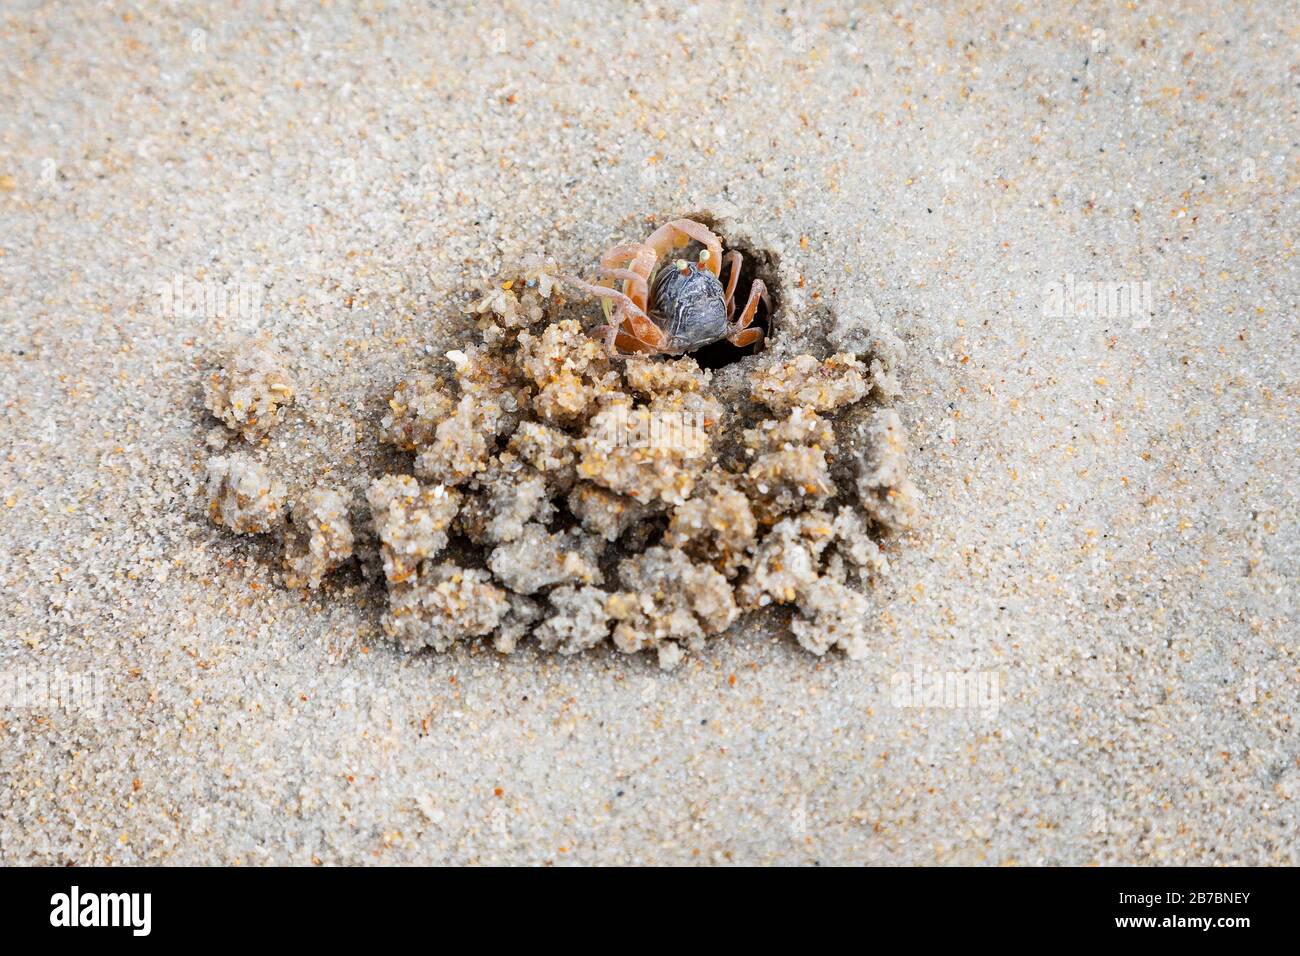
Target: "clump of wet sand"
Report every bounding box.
[200,239,920,669]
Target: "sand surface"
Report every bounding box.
[1,2,1295,864]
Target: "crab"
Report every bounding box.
[562,218,771,358]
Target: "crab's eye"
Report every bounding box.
[698,249,711,265]
[674,258,690,274]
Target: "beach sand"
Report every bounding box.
[0,1,1295,864]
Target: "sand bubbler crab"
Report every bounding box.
[562,218,771,358]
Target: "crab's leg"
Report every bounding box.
[592,324,635,357]
[592,321,666,358]
[595,267,650,314]
[560,275,650,322]
[599,242,647,269]
[598,242,658,315]
[728,278,769,334]
[645,219,723,278]
[721,250,743,318]
[610,299,669,352]
[725,279,769,349]
[627,244,660,313]
[562,276,668,353]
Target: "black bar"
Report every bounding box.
[0,866,1287,943]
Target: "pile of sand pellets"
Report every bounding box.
[200,255,920,669]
